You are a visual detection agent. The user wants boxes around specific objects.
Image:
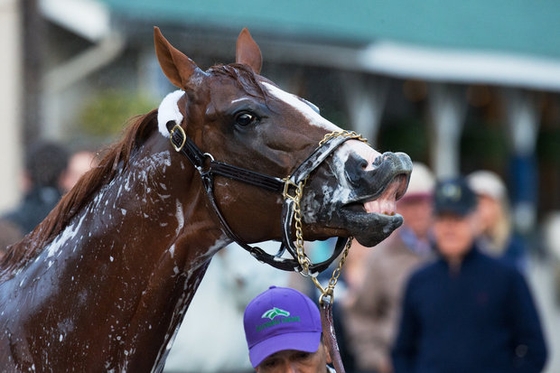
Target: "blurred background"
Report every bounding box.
[1,0,559,371]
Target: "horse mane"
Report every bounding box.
[0,109,159,279]
[211,63,271,101]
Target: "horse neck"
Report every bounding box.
[72,140,228,367]
[1,136,230,370]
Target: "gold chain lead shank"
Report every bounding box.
[291,130,362,305]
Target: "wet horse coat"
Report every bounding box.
[0,28,412,371]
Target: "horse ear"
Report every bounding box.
[236,28,262,74]
[154,27,199,89]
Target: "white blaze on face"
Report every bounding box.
[264,81,385,205]
[263,82,339,132]
[262,82,379,163]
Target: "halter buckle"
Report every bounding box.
[169,124,187,152]
[282,178,299,201]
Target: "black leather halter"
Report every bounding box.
[167,122,363,274]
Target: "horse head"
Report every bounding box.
[153,27,412,260]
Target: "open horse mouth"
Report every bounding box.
[340,174,409,247]
[362,175,405,216]
[304,149,412,248]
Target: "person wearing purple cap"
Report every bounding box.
[392,177,548,373]
[243,286,335,372]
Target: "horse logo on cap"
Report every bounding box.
[440,182,462,201]
[262,307,290,320]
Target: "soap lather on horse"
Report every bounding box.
[0,27,412,372]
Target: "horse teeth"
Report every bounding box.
[364,199,396,216]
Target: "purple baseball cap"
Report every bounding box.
[243,286,322,368]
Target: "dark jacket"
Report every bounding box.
[3,187,62,234]
[392,246,547,373]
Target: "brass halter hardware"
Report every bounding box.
[283,130,365,304]
[288,171,353,305]
[169,124,187,152]
[319,130,367,146]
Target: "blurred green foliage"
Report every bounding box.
[537,128,560,162]
[461,121,508,172]
[379,118,429,163]
[79,90,157,139]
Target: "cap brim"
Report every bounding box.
[249,331,321,368]
[435,205,472,216]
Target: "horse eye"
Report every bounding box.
[235,111,258,126]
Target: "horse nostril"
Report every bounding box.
[373,152,394,167]
[345,155,370,187]
[358,158,368,170]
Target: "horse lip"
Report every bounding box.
[335,173,409,246]
[338,208,404,247]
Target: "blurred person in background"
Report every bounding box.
[0,218,23,260]
[392,177,547,373]
[343,162,436,373]
[2,141,69,235]
[467,170,527,271]
[60,149,99,193]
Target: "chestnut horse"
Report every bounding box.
[0,28,412,371]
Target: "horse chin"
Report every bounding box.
[340,210,404,247]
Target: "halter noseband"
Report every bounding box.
[166,120,365,275]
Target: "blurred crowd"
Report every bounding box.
[0,141,552,373]
[0,140,98,259]
[163,162,550,373]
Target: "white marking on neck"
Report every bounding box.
[262,82,340,132]
[157,90,185,137]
